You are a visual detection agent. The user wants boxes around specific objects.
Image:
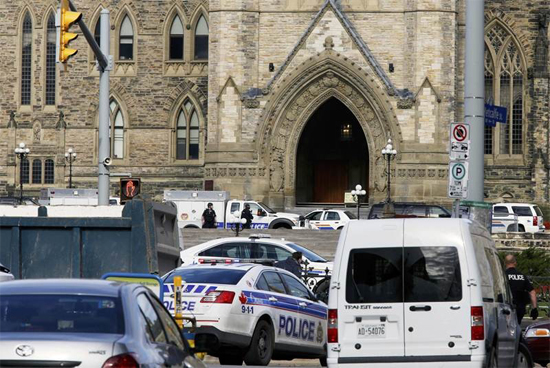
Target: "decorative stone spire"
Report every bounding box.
[56,110,67,130]
[7,111,16,128]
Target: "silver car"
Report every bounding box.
[0,279,207,368]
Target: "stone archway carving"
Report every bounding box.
[259,54,400,207]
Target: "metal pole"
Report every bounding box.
[19,157,23,202]
[98,9,110,205]
[464,0,485,201]
[69,159,73,189]
[357,199,360,220]
[387,157,391,203]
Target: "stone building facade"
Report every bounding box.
[0,0,549,208]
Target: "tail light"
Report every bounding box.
[533,216,538,226]
[102,354,139,368]
[328,309,338,343]
[471,306,484,340]
[201,290,235,303]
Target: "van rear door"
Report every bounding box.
[403,221,471,359]
[338,222,405,359]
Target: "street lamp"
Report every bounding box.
[14,142,30,203]
[351,184,366,219]
[65,148,77,188]
[381,138,397,218]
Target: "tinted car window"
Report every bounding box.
[280,274,311,300]
[256,274,270,291]
[430,206,451,218]
[262,271,286,294]
[164,268,246,284]
[137,294,167,343]
[512,206,533,217]
[325,212,340,221]
[286,242,327,262]
[346,248,403,303]
[246,202,263,216]
[344,211,357,219]
[494,206,510,214]
[149,295,185,350]
[404,247,462,302]
[199,243,241,258]
[404,205,427,217]
[534,206,543,216]
[253,243,291,261]
[0,295,124,334]
[306,211,323,221]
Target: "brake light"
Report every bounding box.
[533,216,538,226]
[102,354,139,368]
[198,259,205,264]
[471,306,484,340]
[328,309,338,343]
[201,290,235,303]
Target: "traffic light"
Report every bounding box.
[58,0,81,63]
[120,178,141,204]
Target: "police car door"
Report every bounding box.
[306,211,324,230]
[279,273,326,349]
[245,202,267,229]
[323,211,341,230]
[259,271,294,345]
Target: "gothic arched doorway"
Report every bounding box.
[295,97,368,204]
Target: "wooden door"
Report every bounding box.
[313,160,348,203]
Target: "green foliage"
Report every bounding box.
[498,247,550,277]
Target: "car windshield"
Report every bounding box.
[0,295,124,334]
[258,202,276,214]
[163,268,247,284]
[344,211,357,219]
[286,243,327,263]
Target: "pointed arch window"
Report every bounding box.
[21,159,30,184]
[176,99,200,160]
[32,159,42,184]
[170,15,184,60]
[21,12,32,105]
[109,99,125,159]
[45,159,55,184]
[119,16,134,60]
[484,23,525,156]
[45,12,56,105]
[194,15,208,60]
[94,19,101,47]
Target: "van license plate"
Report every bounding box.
[358,324,385,338]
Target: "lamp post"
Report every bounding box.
[381,139,397,218]
[351,184,366,219]
[65,148,77,188]
[14,142,30,204]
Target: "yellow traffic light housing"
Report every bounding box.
[59,0,81,63]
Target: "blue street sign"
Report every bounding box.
[485,104,507,127]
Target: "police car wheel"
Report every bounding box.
[320,357,327,367]
[218,354,244,365]
[244,320,274,366]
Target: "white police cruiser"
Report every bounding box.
[162,263,328,366]
[303,209,357,230]
[180,235,332,290]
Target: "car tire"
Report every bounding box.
[313,279,330,304]
[218,354,243,365]
[244,320,274,366]
[516,342,534,368]
[320,357,327,367]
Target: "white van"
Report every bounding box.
[327,218,520,368]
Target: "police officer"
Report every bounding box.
[504,254,538,325]
[275,252,303,278]
[241,203,254,229]
[201,203,217,229]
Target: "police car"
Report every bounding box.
[180,235,332,290]
[162,263,327,366]
[303,209,357,230]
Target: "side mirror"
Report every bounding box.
[299,215,305,221]
[261,210,267,216]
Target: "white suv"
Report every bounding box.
[493,203,544,233]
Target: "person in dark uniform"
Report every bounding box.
[275,252,303,278]
[201,202,217,229]
[505,254,538,325]
[241,203,254,229]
